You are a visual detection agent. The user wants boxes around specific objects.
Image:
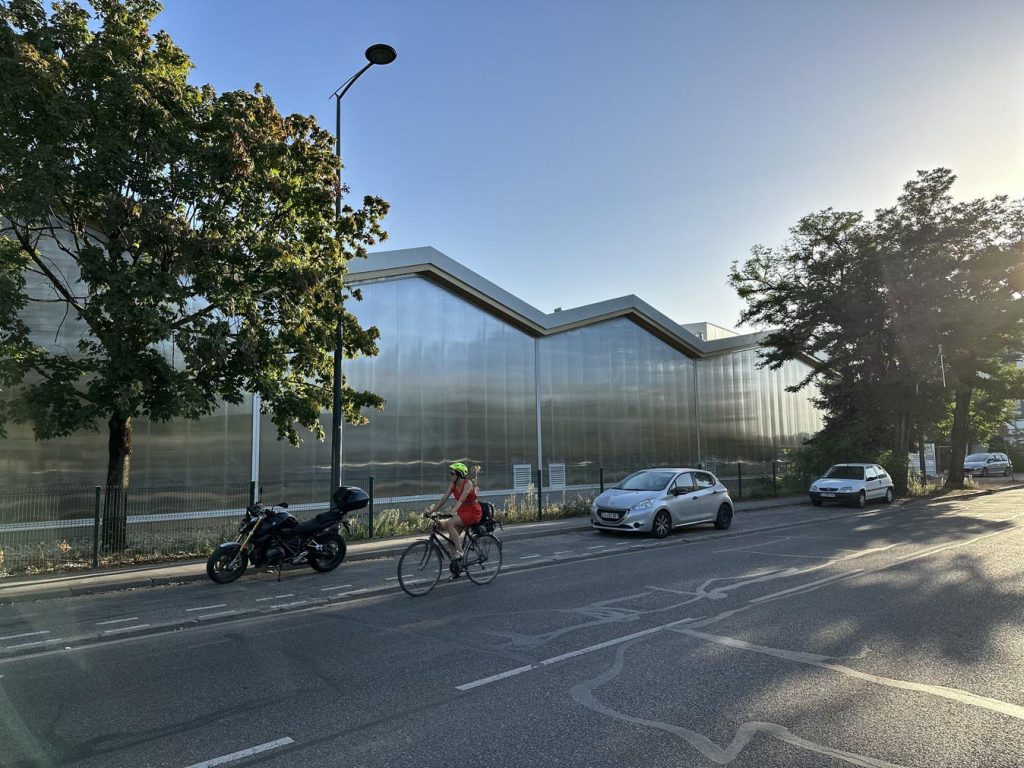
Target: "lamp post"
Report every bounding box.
[329,43,397,499]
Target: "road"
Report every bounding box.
[1,490,1022,768]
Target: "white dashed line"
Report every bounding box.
[95,617,140,626]
[553,550,571,554]
[183,737,295,768]
[321,584,353,592]
[385,577,399,581]
[0,631,49,642]
[273,594,295,599]
[187,604,227,612]
[196,610,238,620]
[272,601,308,609]
[102,624,151,635]
[520,554,541,560]
[6,638,63,650]
[586,545,604,549]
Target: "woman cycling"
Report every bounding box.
[425,462,482,576]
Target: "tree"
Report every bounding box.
[0,0,388,548]
[730,170,1024,493]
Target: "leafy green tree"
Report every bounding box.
[0,0,387,547]
[730,170,1024,493]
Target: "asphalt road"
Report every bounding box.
[1,490,1022,768]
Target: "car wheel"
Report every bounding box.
[981,467,988,477]
[811,498,823,507]
[883,487,894,504]
[713,504,733,530]
[1003,467,1009,477]
[853,491,866,509]
[651,510,672,539]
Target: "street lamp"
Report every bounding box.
[329,44,397,500]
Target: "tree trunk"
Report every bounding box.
[889,408,911,495]
[101,414,133,553]
[945,384,973,489]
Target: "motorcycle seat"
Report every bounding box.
[294,510,342,535]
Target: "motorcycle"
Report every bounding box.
[206,486,369,584]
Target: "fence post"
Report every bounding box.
[368,475,374,540]
[772,461,778,496]
[737,462,743,500]
[249,480,257,506]
[536,468,543,521]
[92,486,101,568]
[599,467,605,494]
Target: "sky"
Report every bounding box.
[151,0,1024,331]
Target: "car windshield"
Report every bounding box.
[824,465,865,480]
[965,453,989,462]
[615,470,675,491]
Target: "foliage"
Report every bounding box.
[731,169,1024,492]
[0,1,389,502]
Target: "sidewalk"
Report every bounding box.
[0,495,808,603]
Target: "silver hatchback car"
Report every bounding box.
[590,468,734,538]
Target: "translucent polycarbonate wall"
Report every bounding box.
[3,252,822,493]
[258,277,538,498]
[696,350,822,465]
[0,232,252,489]
[539,319,698,485]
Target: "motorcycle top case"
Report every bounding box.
[332,486,370,512]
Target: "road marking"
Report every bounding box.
[183,737,295,768]
[456,665,535,691]
[586,545,605,549]
[554,550,571,554]
[272,601,308,609]
[0,631,49,641]
[677,628,1024,722]
[5,638,63,650]
[615,542,631,547]
[96,617,140,626]
[748,570,863,604]
[385,576,399,581]
[321,584,353,591]
[102,624,151,635]
[255,597,274,602]
[196,610,238,620]
[456,616,694,691]
[187,604,227,612]
[273,594,295,599]
[740,550,828,559]
[520,554,541,560]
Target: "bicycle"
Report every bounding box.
[397,512,503,596]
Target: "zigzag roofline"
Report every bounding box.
[348,246,787,361]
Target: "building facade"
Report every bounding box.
[2,245,822,498]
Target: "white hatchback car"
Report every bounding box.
[809,463,894,508]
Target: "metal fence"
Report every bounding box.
[0,462,788,576]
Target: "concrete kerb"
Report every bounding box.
[2,487,1015,606]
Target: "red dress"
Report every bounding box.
[451,479,483,526]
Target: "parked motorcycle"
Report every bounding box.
[206,486,369,584]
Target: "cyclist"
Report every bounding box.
[425,462,482,577]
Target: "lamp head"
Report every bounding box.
[365,44,397,66]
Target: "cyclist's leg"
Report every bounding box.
[446,516,467,558]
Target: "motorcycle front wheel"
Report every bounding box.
[207,544,248,584]
[309,532,347,572]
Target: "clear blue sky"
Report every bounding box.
[154,0,1024,330]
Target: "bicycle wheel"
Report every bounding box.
[398,540,443,596]
[464,533,502,585]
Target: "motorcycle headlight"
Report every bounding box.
[630,499,655,512]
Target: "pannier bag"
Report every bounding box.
[479,502,496,533]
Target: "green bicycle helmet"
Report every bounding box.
[449,462,468,478]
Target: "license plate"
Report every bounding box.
[822,492,836,498]
[599,512,619,520]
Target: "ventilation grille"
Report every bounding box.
[513,464,533,492]
[548,463,566,490]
